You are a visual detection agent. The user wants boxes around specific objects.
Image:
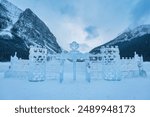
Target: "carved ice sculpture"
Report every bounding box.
[120,52,146,78]
[46,53,64,83]
[5,52,29,78]
[29,46,47,82]
[87,46,121,81]
[4,41,147,82]
[69,41,80,81]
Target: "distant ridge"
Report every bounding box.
[91,25,150,61]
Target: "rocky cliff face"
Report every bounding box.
[0,3,10,29]
[11,8,62,53]
[0,0,62,61]
[0,0,22,29]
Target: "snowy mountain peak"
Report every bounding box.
[0,0,22,24]
[0,0,22,38]
[91,24,150,61]
[126,24,150,35]
[24,8,33,14]
[20,8,37,20]
[0,0,62,61]
[131,24,150,36]
[11,7,62,53]
[112,24,150,44]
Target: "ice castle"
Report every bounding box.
[4,42,146,82]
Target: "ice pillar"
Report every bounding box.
[73,60,76,81]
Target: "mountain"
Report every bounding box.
[0,0,22,29]
[0,0,62,61]
[90,25,150,61]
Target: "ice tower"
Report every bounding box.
[29,46,47,82]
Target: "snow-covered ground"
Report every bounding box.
[0,62,150,100]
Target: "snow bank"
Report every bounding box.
[0,62,149,100]
[0,78,150,100]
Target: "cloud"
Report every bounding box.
[8,0,150,52]
[52,19,88,51]
[53,19,101,52]
[79,43,90,52]
[43,0,77,17]
[131,0,150,25]
[60,4,76,16]
[85,26,100,39]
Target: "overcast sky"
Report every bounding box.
[9,0,150,52]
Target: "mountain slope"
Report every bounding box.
[11,8,62,53]
[90,25,150,61]
[0,0,22,29]
[0,0,62,61]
